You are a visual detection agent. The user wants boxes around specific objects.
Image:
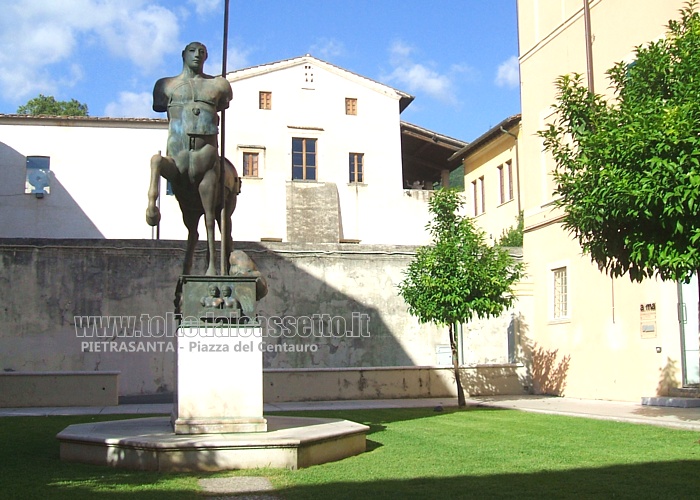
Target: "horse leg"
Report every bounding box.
[146,154,163,226]
[146,152,178,226]
[223,187,237,272]
[181,210,200,275]
[215,206,234,274]
[218,161,239,273]
[198,168,219,276]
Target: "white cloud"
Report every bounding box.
[388,64,452,98]
[383,40,470,104]
[309,38,345,60]
[199,44,252,76]
[0,1,181,102]
[228,46,252,71]
[495,56,520,88]
[187,0,220,16]
[389,40,413,63]
[98,5,181,74]
[104,91,160,118]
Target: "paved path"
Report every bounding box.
[467,395,700,431]
[2,395,700,431]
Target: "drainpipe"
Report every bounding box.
[583,0,594,92]
[584,0,615,321]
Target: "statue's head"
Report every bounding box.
[182,42,208,71]
[221,285,233,297]
[208,284,220,297]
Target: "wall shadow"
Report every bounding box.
[516,313,571,396]
[656,357,680,396]
[253,461,700,499]
[455,313,567,399]
[243,241,407,368]
[0,239,456,399]
[39,461,700,498]
[459,364,525,397]
[0,142,104,238]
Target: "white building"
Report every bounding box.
[0,55,465,246]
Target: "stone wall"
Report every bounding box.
[285,181,340,243]
[0,239,524,398]
[0,239,434,396]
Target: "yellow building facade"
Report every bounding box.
[453,114,522,244]
[517,0,697,400]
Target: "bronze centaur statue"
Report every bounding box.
[146,42,240,276]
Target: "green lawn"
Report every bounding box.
[1,407,699,498]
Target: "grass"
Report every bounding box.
[1,408,699,498]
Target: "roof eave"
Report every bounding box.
[448,113,521,163]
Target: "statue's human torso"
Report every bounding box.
[165,76,229,137]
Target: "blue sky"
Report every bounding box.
[0,0,521,142]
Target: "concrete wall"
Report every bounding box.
[0,371,119,407]
[0,240,524,395]
[263,365,527,402]
[0,365,526,407]
[0,239,525,398]
[285,181,340,243]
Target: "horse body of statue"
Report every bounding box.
[146,42,239,276]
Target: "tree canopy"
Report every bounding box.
[540,3,700,282]
[17,94,88,117]
[497,211,524,247]
[398,189,523,405]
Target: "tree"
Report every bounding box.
[539,3,700,284]
[17,94,88,117]
[398,189,524,406]
[448,166,465,191]
[497,211,524,247]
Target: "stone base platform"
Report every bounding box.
[641,396,700,408]
[57,415,368,472]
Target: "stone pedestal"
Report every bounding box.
[57,272,369,471]
[173,276,267,434]
[173,329,267,434]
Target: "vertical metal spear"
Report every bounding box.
[220,0,230,275]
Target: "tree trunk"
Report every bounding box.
[449,323,466,407]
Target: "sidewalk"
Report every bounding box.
[2,395,700,431]
[467,395,700,431]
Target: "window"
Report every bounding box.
[238,146,265,178]
[498,165,505,204]
[553,267,568,319]
[243,152,259,177]
[479,176,485,214]
[507,160,514,201]
[472,180,478,216]
[345,98,357,115]
[292,138,317,180]
[25,156,50,196]
[498,160,514,204]
[259,91,271,110]
[349,153,363,183]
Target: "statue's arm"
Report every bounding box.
[152,78,169,113]
[216,77,233,112]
